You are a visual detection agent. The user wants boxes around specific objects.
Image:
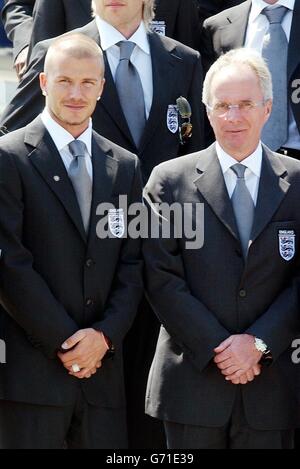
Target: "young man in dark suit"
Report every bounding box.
[143,48,300,449]
[0,1,205,447]
[0,33,143,449]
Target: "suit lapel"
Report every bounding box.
[138,33,179,154]
[193,144,239,241]
[220,0,251,51]
[87,132,119,246]
[25,117,87,242]
[250,146,290,245]
[287,2,300,81]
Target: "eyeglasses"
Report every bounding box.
[206,100,266,117]
[176,96,193,145]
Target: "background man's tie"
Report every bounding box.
[231,163,255,258]
[68,140,92,233]
[115,40,146,147]
[261,6,289,150]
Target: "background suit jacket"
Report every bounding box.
[1,0,92,61]
[143,144,300,430]
[1,0,34,59]
[0,116,143,407]
[200,0,300,136]
[0,20,205,184]
[197,0,245,25]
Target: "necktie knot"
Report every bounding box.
[231,163,247,179]
[68,140,86,159]
[262,5,288,24]
[118,41,136,61]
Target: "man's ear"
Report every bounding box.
[39,72,48,97]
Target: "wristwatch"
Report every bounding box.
[254,337,273,366]
[102,333,115,359]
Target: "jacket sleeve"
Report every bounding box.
[1,0,34,60]
[143,165,230,373]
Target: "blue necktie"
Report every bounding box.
[68,140,92,233]
[261,6,289,150]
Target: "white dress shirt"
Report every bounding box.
[245,0,300,150]
[41,108,93,180]
[216,142,263,206]
[96,17,153,119]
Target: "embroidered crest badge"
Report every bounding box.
[278,230,295,261]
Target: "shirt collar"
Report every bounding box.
[95,16,150,55]
[216,141,263,178]
[249,0,294,23]
[41,108,92,155]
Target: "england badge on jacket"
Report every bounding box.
[278,230,295,261]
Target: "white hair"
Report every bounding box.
[202,48,273,107]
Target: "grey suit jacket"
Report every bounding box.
[143,144,300,430]
[0,116,143,407]
[201,0,300,135]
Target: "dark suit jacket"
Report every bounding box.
[154,0,201,50]
[1,0,34,59]
[201,0,300,136]
[1,0,92,60]
[0,20,205,184]
[0,116,143,407]
[143,144,300,430]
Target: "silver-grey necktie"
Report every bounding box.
[261,6,289,150]
[68,140,92,233]
[115,41,146,147]
[231,164,255,258]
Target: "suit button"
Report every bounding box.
[85,259,94,268]
[239,289,246,298]
[85,298,94,307]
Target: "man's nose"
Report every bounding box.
[224,106,242,121]
[69,85,83,99]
